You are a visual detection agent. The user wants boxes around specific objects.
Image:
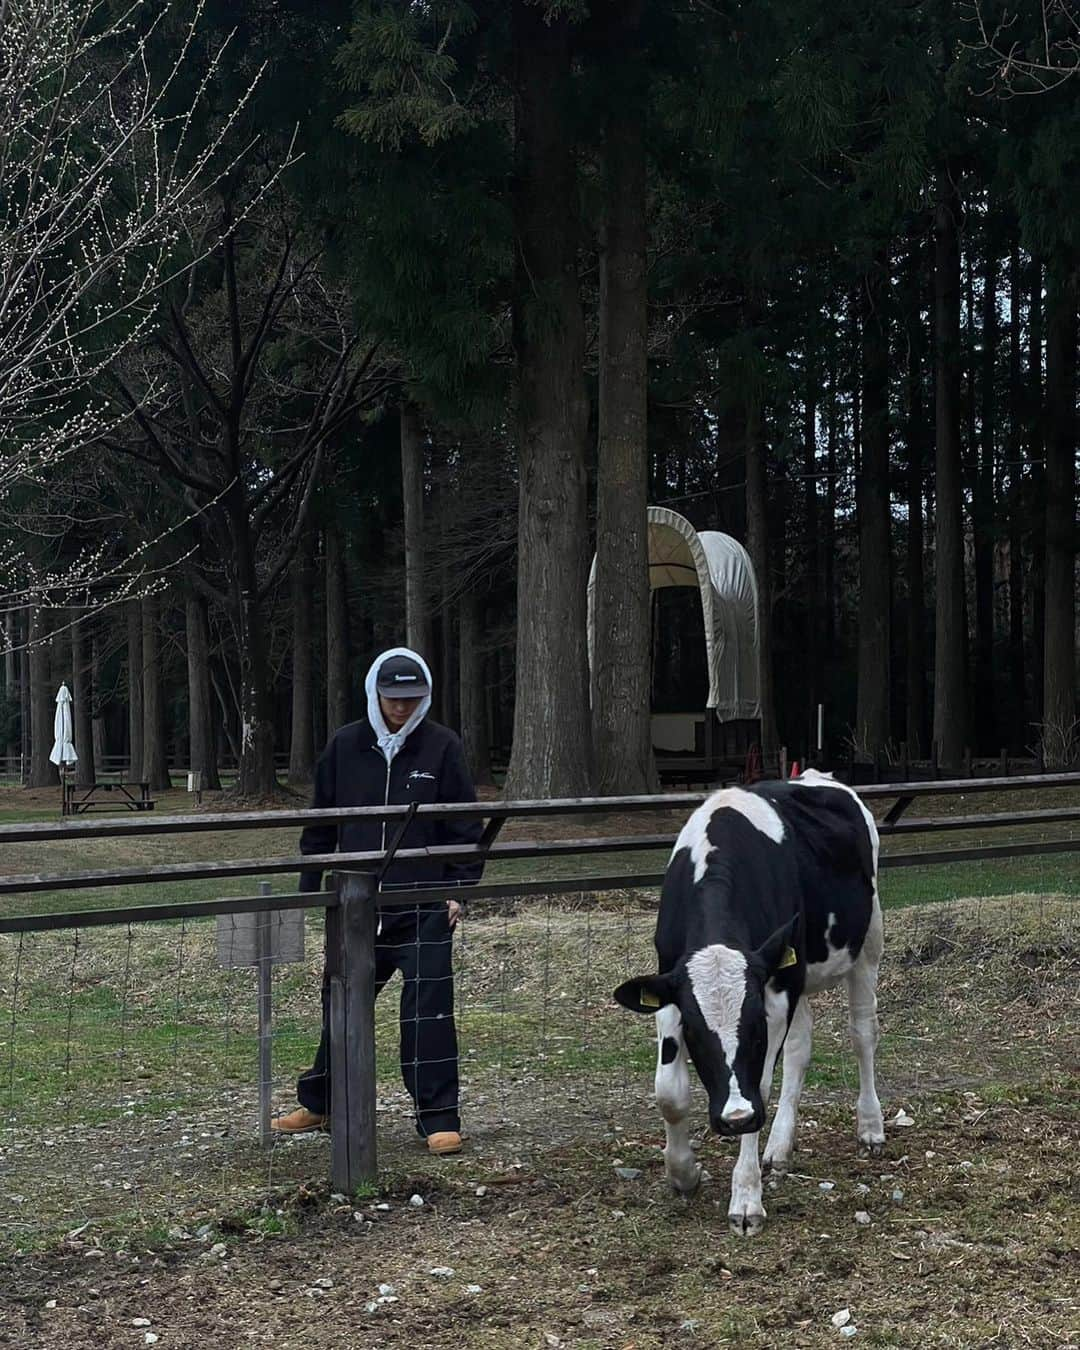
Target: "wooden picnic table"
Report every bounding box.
[62,778,155,816]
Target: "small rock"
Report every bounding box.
[892,1109,915,1127]
[614,1167,642,1180]
[475,1186,487,1198]
[330,1193,346,1203]
[959,1159,973,1170]
[267,1280,283,1293]
[314,1277,334,1289]
[209,1243,227,1259]
[610,1209,625,1219]
[429,1266,455,1278]
[680,1318,700,1331]
[44,1300,57,1310]
[855,1183,870,1195]
[132,1319,152,1328]
[145,1337,159,1347]
[464,1284,482,1294]
[831,1308,852,1328]
[408,1194,424,1208]
[854,1211,871,1225]
[925,1150,936,1159]
[378,1284,395,1297]
[819,1181,835,1192]
[376,1203,391,1212]
[840,1326,858,1339]
[544,1335,561,1348]
[892,1188,905,1204]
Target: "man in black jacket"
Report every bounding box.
[272,647,483,1155]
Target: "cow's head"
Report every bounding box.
[614,917,798,1137]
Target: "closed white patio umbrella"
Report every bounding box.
[49,682,78,774]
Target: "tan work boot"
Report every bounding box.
[271,1106,327,1135]
[427,1131,463,1156]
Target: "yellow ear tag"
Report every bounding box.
[777,946,798,970]
[640,988,661,1009]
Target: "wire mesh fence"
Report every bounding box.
[1,879,1076,1255]
[0,890,666,1249]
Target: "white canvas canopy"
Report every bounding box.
[587,506,761,722]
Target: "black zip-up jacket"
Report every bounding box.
[298,716,484,897]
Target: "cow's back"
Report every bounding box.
[655,776,878,976]
[756,776,879,972]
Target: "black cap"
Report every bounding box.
[375,654,431,698]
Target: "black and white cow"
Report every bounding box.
[614,770,884,1236]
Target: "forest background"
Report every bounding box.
[5,0,1079,801]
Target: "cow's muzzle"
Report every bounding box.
[711,1105,763,1137]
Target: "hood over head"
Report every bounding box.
[365,646,433,763]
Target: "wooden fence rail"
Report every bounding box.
[1,771,1078,1191]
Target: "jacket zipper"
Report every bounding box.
[381,753,391,851]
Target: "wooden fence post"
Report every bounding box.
[256,880,273,1147]
[327,870,378,1193]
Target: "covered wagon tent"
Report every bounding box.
[587,506,761,779]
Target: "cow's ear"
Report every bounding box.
[753,914,801,976]
[613,973,677,1015]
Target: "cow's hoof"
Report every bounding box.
[857,1136,885,1158]
[761,1153,790,1178]
[668,1163,702,1197]
[728,1209,765,1237]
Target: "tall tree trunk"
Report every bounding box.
[401,404,434,664]
[219,479,276,797]
[127,600,144,781]
[856,259,892,757]
[91,631,108,773]
[5,609,18,763]
[1029,259,1046,725]
[459,589,494,785]
[803,369,821,738]
[1042,263,1077,761]
[824,322,838,646]
[592,34,657,795]
[20,615,30,782]
[973,244,997,751]
[141,594,171,792]
[71,615,95,786]
[28,607,53,787]
[746,398,777,764]
[186,593,220,791]
[1007,238,1026,744]
[440,595,459,732]
[933,167,967,769]
[905,243,928,758]
[325,523,350,738]
[504,1,592,798]
[288,533,315,785]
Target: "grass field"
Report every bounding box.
[0,785,1076,1347]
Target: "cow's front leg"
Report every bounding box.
[729,991,789,1235]
[654,1005,701,1196]
[763,995,813,1175]
[848,912,885,1154]
[728,1129,765,1235]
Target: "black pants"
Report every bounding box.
[296,907,460,1136]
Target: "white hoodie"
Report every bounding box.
[364,646,434,764]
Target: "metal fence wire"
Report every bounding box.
[0,774,1077,1249]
